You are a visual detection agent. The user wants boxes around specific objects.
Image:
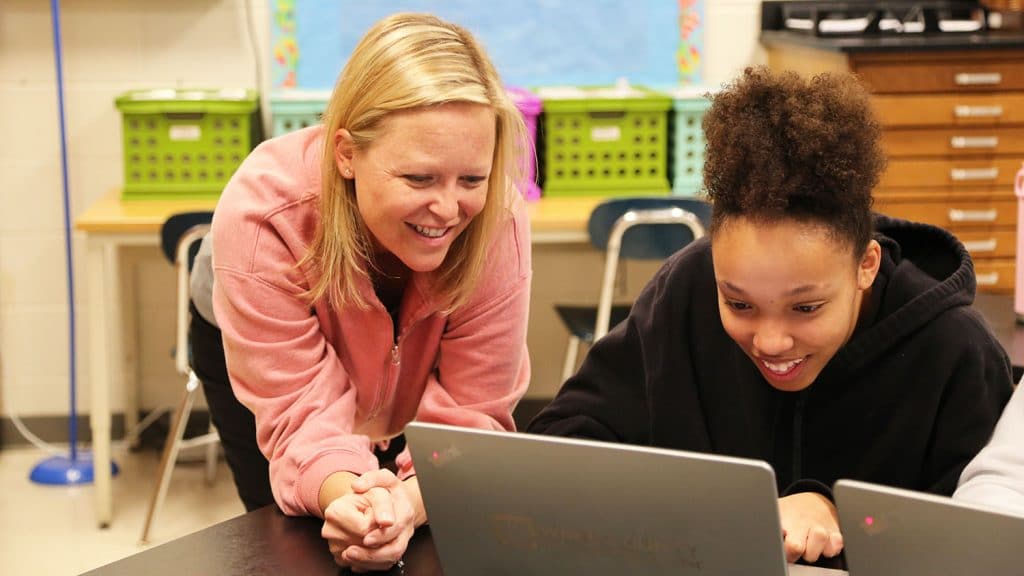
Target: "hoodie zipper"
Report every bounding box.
[367,323,408,421]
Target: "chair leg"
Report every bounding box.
[203,420,218,485]
[139,370,200,544]
[561,336,582,383]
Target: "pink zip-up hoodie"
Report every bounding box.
[211,126,531,517]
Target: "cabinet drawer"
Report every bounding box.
[879,158,1023,188]
[883,127,1024,157]
[873,197,1017,228]
[873,93,1024,128]
[973,258,1015,294]
[854,55,1024,94]
[952,229,1018,258]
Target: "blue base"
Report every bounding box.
[30,453,119,486]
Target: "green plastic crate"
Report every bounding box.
[115,88,260,200]
[537,85,672,197]
[669,86,714,197]
[269,90,331,136]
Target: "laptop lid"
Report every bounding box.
[406,422,788,576]
[835,479,1024,576]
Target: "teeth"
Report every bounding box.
[762,358,804,374]
[412,224,447,238]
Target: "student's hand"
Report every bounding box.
[778,492,844,564]
[334,469,419,571]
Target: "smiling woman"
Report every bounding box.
[528,66,1014,570]
[185,12,532,573]
[334,102,497,277]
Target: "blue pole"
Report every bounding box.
[31,0,117,486]
[51,0,77,462]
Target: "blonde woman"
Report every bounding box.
[195,13,532,571]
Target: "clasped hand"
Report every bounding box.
[321,469,417,572]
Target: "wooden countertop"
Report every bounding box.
[75,189,604,236]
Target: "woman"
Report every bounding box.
[196,13,532,571]
[528,67,1013,567]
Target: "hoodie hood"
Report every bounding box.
[828,213,975,373]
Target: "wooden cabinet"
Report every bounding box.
[766,46,1024,293]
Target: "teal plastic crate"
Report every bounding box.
[115,88,260,200]
[669,86,714,197]
[536,84,672,197]
[269,90,331,136]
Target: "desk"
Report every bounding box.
[74,190,602,528]
[79,505,847,576]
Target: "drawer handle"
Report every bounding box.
[954,105,1004,118]
[951,167,999,181]
[962,238,998,253]
[950,136,999,149]
[948,208,998,222]
[976,271,1000,286]
[954,72,1003,86]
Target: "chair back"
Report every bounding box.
[160,212,214,374]
[588,197,711,340]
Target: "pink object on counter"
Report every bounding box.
[507,86,542,201]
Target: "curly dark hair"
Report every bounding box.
[703,66,886,256]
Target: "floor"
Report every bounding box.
[0,442,244,575]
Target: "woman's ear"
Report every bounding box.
[335,128,356,179]
[857,239,882,291]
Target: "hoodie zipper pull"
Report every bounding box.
[391,343,400,366]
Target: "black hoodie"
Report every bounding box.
[529,215,1013,499]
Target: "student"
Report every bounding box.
[954,383,1024,516]
[196,13,533,571]
[528,67,1013,566]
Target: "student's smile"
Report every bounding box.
[755,355,808,384]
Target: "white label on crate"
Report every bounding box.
[591,126,621,142]
[169,125,201,141]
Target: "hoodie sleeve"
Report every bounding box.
[210,139,379,518]
[394,201,533,478]
[954,382,1024,515]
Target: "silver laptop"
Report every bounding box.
[406,422,791,576]
[835,479,1024,576]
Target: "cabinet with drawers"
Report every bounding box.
[765,44,1024,293]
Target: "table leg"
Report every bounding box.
[121,250,139,449]
[88,238,116,528]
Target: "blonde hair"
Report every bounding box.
[302,12,528,311]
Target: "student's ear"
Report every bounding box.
[857,239,882,291]
[334,128,356,179]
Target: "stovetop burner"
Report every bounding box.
[771,1,989,36]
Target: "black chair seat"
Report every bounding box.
[554,304,632,342]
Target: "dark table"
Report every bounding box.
[81,505,441,576]
[80,505,848,576]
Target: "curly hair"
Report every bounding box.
[703,66,886,256]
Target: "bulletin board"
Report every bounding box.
[270,0,704,90]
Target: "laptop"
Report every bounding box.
[406,422,792,576]
[835,479,1024,576]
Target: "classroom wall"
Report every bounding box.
[0,0,765,423]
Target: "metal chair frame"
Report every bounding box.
[140,217,219,544]
[560,200,708,382]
